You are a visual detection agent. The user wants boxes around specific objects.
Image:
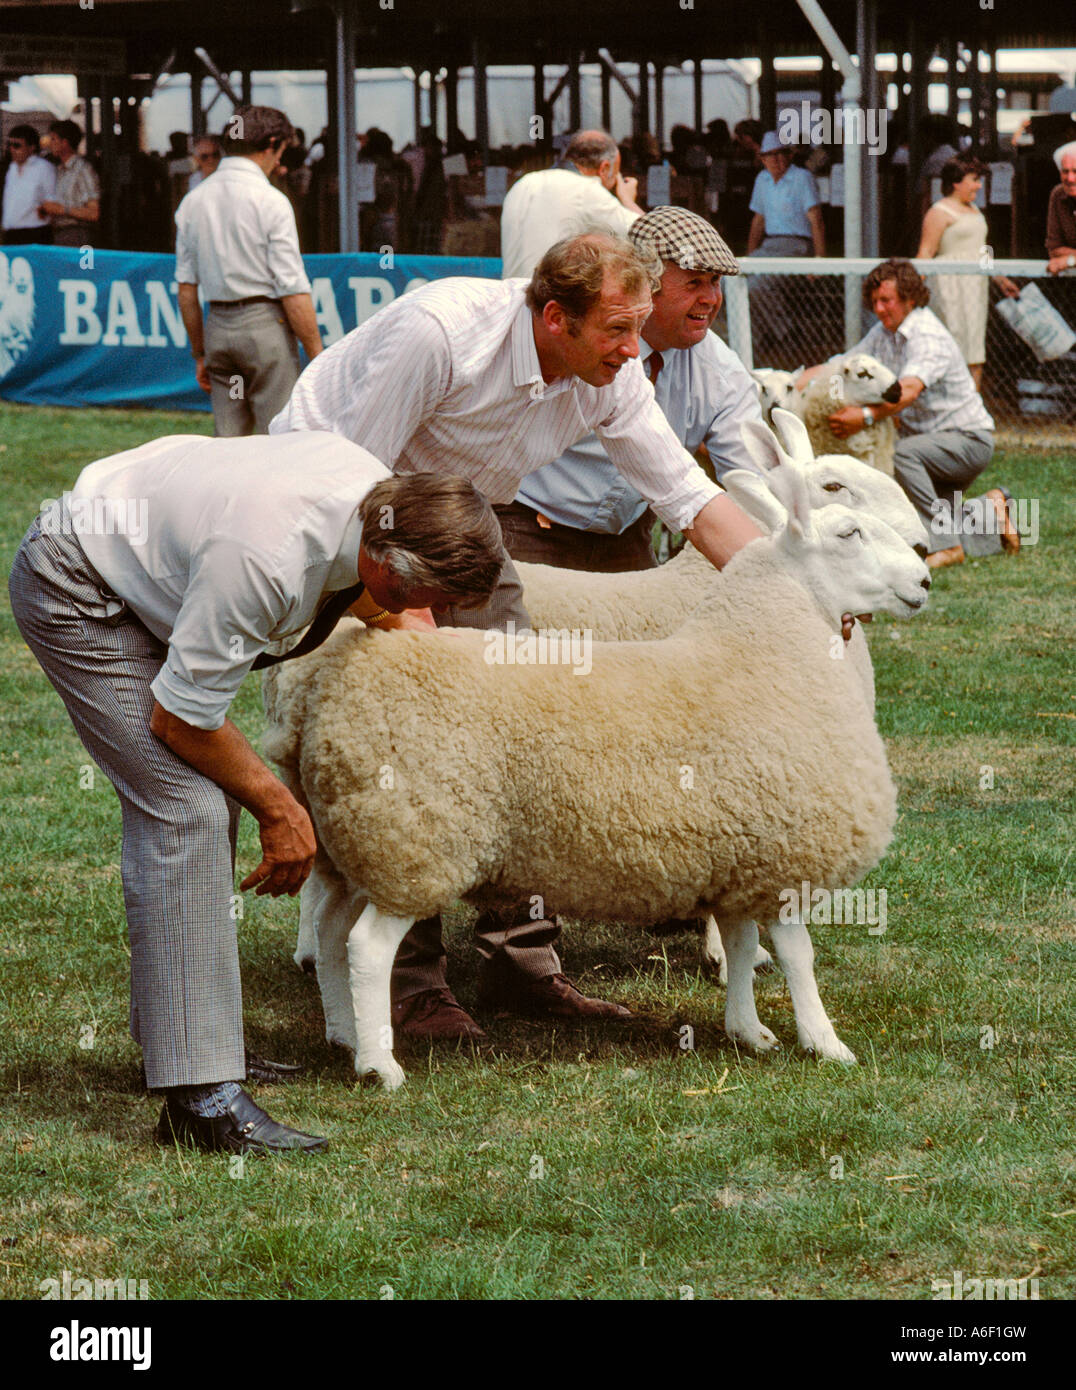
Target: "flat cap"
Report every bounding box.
[628,205,740,276]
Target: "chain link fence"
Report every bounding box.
[720,259,1076,450]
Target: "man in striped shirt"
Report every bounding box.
[271,233,764,1035]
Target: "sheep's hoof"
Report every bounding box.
[326,1029,357,1053]
[296,954,316,975]
[801,1032,857,1065]
[753,944,776,973]
[725,1021,780,1053]
[356,1057,406,1092]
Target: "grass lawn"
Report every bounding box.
[0,402,1073,1302]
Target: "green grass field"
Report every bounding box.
[0,402,1073,1301]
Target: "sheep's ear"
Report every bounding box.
[740,418,787,475]
[770,408,813,463]
[766,457,814,540]
[721,469,788,534]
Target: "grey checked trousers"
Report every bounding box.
[9,520,246,1089]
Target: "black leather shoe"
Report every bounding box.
[154,1088,328,1154]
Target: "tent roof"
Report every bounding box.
[0,0,1073,79]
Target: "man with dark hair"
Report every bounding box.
[39,120,99,247]
[2,125,55,244]
[271,230,764,1037]
[500,127,643,278]
[175,105,321,435]
[799,258,1018,570]
[9,435,503,1154]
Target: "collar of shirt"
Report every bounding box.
[509,297,573,398]
[323,508,364,591]
[217,155,270,183]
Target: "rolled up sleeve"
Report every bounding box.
[150,544,295,730]
[265,197,311,298]
[595,367,721,530]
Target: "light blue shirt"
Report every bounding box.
[749,165,820,239]
[515,331,763,533]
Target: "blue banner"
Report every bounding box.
[0,247,502,412]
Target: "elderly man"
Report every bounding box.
[175,105,322,436]
[800,258,1018,571]
[500,129,644,279]
[2,125,56,245]
[747,130,825,351]
[1046,140,1076,276]
[38,120,99,247]
[270,232,764,1037]
[9,437,504,1153]
[498,206,761,575]
[188,134,223,189]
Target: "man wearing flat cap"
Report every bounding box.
[496,205,764,575]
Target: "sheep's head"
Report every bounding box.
[732,409,928,555]
[750,367,803,424]
[831,352,901,407]
[731,418,931,626]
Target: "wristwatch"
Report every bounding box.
[1067,255,1075,269]
[861,406,875,427]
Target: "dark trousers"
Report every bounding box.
[2,227,53,245]
[493,501,658,572]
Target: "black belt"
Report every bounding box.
[208,295,280,308]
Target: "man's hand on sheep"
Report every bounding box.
[827,406,868,440]
[148,701,317,897]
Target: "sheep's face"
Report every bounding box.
[806,455,929,555]
[791,506,932,622]
[751,369,801,424]
[834,354,901,407]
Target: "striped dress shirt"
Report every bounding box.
[269,277,720,530]
[849,307,994,435]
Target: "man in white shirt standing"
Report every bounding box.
[2,126,56,245]
[175,105,322,435]
[9,437,504,1153]
[271,232,764,1038]
[500,129,643,279]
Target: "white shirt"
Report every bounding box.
[67,432,389,730]
[517,332,763,531]
[2,154,56,231]
[500,167,639,279]
[270,277,721,531]
[849,307,993,435]
[175,156,311,302]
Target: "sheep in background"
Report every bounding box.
[264,446,931,1090]
[799,352,902,475]
[751,367,805,427]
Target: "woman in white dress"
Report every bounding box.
[917,155,1019,390]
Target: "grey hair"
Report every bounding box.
[564,130,619,171]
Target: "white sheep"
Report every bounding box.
[286,412,930,980]
[799,352,902,475]
[750,367,805,427]
[264,446,931,1090]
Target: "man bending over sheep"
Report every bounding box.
[269,232,765,1039]
[9,439,503,1154]
[798,258,1020,572]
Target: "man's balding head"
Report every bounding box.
[563,130,621,189]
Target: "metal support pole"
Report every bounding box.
[600,62,611,131]
[986,46,998,157]
[413,69,422,142]
[241,70,252,105]
[568,49,581,131]
[758,28,776,131]
[636,60,650,136]
[189,66,206,138]
[446,65,459,146]
[724,272,753,370]
[858,0,879,258]
[473,37,489,158]
[532,63,544,147]
[693,58,704,132]
[654,63,665,148]
[335,0,358,254]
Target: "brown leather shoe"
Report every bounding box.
[391,988,487,1041]
[983,487,1021,555]
[479,971,633,1021]
[926,544,965,571]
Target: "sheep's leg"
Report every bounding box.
[767,916,857,1064]
[702,915,774,984]
[294,868,326,973]
[312,867,367,1053]
[347,903,414,1091]
[719,918,779,1053]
